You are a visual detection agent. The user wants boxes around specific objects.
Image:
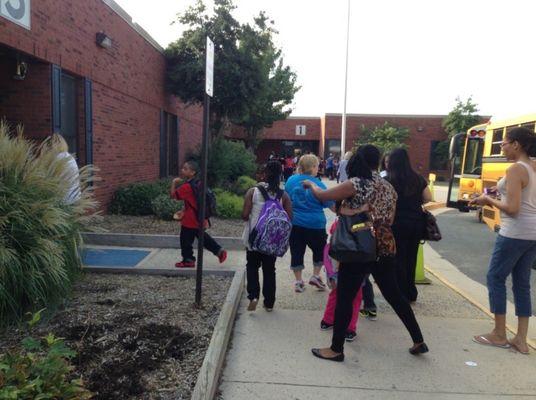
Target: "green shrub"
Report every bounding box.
[151,194,183,221]
[0,121,99,323]
[0,310,92,399]
[109,178,171,216]
[188,137,256,187]
[232,175,257,195]
[215,190,244,219]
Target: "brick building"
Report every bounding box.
[243,114,450,177]
[0,0,203,208]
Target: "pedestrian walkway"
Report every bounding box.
[218,253,536,399]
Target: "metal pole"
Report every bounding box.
[196,66,211,308]
[340,0,351,155]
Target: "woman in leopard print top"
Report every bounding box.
[303,145,428,362]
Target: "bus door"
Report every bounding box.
[446,133,465,208]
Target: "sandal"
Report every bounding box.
[509,342,530,355]
[472,335,510,349]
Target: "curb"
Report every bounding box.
[191,268,245,400]
[424,265,536,350]
[83,266,235,278]
[82,232,244,250]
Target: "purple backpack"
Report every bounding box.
[249,185,292,257]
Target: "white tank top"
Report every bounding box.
[242,184,280,249]
[498,161,536,240]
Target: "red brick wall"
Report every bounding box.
[324,114,448,176]
[261,117,321,141]
[0,0,203,208]
[0,60,51,139]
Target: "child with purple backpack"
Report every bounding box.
[241,161,293,312]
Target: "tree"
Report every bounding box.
[355,122,410,154]
[232,14,299,149]
[431,97,481,170]
[442,96,480,139]
[165,0,299,145]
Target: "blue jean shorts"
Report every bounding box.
[487,234,536,317]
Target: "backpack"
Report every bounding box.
[189,179,217,220]
[249,185,292,257]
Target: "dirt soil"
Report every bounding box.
[0,273,231,400]
[92,215,244,238]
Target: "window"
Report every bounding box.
[521,121,536,132]
[160,111,179,178]
[60,73,77,154]
[491,128,504,156]
[462,138,484,175]
[295,125,306,136]
[325,139,341,158]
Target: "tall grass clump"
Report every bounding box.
[0,121,99,324]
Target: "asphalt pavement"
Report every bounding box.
[429,208,536,316]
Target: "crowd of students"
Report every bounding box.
[170,129,536,359]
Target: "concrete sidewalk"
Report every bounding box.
[217,250,536,399]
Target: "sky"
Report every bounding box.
[115,0,536,120]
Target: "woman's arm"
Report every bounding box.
[470,164,523,217]
[242,188,255,221]
[282,192,293,220]
[422,186,433,203]
[302,180,356,202]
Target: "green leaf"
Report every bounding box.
[21,337,41,351]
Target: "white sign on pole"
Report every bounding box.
[205,37,214,97]
[0,0,31,30]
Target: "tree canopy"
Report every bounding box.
[165,0,299,146]
[442,96,480,139]
[355,122,410,154]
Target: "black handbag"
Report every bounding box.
[329,213,377,263]
[421,209,442,241]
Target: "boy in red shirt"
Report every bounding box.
[170,161,227,268]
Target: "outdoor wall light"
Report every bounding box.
[417,126,424,132]
[13,56,28,81]
[96,32,113,49]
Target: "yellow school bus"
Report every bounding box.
[448,114,536,231]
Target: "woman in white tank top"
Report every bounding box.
[470,127,536,354]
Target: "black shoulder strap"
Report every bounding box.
[257,185,283,201]
[256,185,270,201]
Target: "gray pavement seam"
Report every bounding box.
[221,380,536,397]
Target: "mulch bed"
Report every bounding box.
[0,273,231,400]
[92,214,244,238]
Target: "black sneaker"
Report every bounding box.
[367,310,378,321]
[345,331,357,342]
[320,320,333,330]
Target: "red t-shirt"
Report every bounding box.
[172,181,202,229]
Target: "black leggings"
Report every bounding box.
[331,257,424,353]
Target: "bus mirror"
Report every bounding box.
[449,132,465,160]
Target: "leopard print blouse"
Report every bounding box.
[347,173,398,257]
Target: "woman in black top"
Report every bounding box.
[386,148,432,302]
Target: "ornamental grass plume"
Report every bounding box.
[0,120,99,323]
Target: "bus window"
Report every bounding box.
[520,121,536,132]
[462,138,484,175]
[491,128,504,156]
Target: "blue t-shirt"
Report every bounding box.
[284,174,334,229]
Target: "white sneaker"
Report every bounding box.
[294,281,305,293]
[309,275,327,291]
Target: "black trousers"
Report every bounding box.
[362,275,377,311]
[331,257,424,354]
[246,250,277,308]
[180,226,222,261]
[393,221,422,302]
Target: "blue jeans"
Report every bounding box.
[487,234,536,317]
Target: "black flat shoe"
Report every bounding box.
[311,348,344,362]
[409,342,429,355]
